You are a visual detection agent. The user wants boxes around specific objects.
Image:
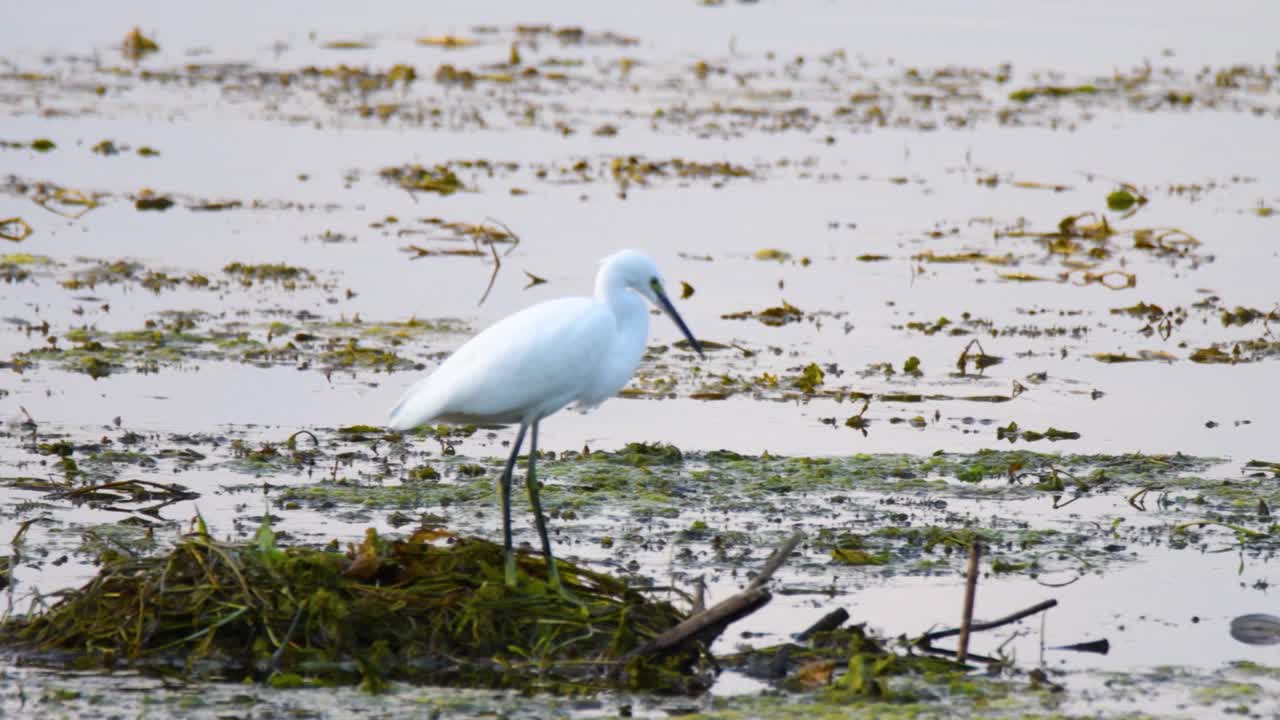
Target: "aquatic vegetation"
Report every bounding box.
[608,155,753,188]
[4,11,1280,717]
[0,251,51,281]
[121,27,159,60]
[721,301,812,327]
[223,262,316,285]
[1008,84,1098,103]
[0,216,32,242]
[0,524,701,692]
[6,316,461,377]
[995,422,1081,443]
[380,164,465,195]
[416,35,477,49]
[133,190,175,211]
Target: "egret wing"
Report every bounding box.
[389,297,614,428]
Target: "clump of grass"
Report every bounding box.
[0,522,700,693]
[380,164,464,195]
[222,262,315,285]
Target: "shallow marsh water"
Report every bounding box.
[3,1,1280,717]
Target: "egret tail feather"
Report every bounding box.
[388,377,448,430]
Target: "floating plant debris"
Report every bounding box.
[121,27,159,60]
[0,217,32,242]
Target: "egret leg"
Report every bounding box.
[525,421,565,592]
[497,423,528,587]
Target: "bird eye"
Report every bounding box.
[649,277,661,293]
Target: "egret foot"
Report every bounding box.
[543,559,584,604]
[504,549,518,588]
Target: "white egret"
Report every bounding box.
[388,249,704,589]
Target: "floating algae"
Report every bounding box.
[0,522,702,693]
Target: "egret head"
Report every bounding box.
[603,250,705,358]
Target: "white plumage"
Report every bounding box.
[387,249,703,589]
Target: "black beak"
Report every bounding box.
[655,286,704,359]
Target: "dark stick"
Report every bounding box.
[1051,638,1110,654]
[917,643,999,665]
[628,586,771,658]
[61,479,199,499]
[19,405,37,451]
[482,216,522,257]
[631,531,804,659]
[794,608,850,641]
[476,231,502,307]
[956,542,982,662]
[691,575,706,615]
[747,531,805,591]
[271,601,307,671]
[918,598,1059,645]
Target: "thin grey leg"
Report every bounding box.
[498,423,528,587]
[525,421,564,590]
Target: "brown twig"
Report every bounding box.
[690,575,706,615]
[916,643,998,664]
[1050,638,1110,654]
[61,478,199,500]
[475,218,521,306]
[19,405,37,450]
[11,518,38,549]
[286,430,320,450]
[483,217,521,256]
[1128,485,1160,511]
[629,531,804,659]
[476,234,501,307]
[955,338,994,376]
[917,598,1059,647]
[1263,303,1279,340]
[794,607,850,641]
[629,587,770,658]
[956,542,982,662]
[748,531,805,591]
[1051,494,1084,510]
